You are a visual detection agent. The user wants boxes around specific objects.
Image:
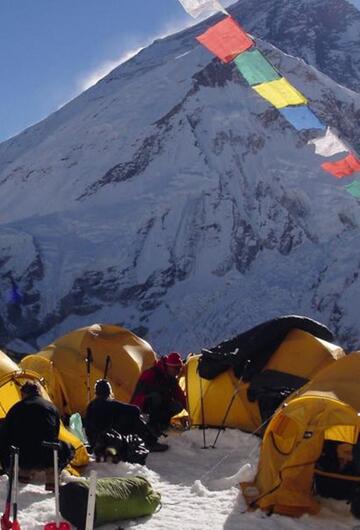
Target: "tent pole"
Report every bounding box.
[199,372,208,449]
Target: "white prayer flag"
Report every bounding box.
[308,127,348,157]
[178,0,228,18]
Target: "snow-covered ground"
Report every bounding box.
[2,428,359,529]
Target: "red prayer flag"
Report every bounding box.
[196,16,254,63]
[321,153,360,179]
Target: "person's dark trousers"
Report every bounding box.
[112,404,157,448]
[144,393,183,434]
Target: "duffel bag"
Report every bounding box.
[59,476,161,529]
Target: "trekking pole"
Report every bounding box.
[1,449,15,530]
[85,470,97,530]
[199,373,208,449]
[211,387,240,449]
[211,360,251,449]
[42,441,71,530]
[11,446,21,530]
[103,355,111,379]
[85,348,93,403]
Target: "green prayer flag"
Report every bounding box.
[345,179,360,198]
[235,48,280,86]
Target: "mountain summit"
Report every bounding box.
[1,0,360,353]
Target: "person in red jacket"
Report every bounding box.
[132,352,186,435]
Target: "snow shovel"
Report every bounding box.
[1,447,15,530]
[42,442,70,530]
[11,446,21,530]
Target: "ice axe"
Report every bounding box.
[42,442,70,530]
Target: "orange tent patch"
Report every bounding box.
[196,16,253,63]
[321,153,360,179]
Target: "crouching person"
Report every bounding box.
[85,379,167,462]
[131,352,186,436]
[0,381,73,490]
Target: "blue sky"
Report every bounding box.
[0,0,358,143]
[0,0,195,142]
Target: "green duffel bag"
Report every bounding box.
[59,476,161,529]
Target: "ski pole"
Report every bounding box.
[85,348,93,403]
[85,470,97,530]
[11,446,21,530]
[211,387,240,449]
[1,449,14,530]
[42,441,71,530]
[103,355,111,379]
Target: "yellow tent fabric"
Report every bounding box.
[186,329,344,432]
[21,324,157,416]
[0,352,88,467]
[248,352,360,517]
[186,354,261,432]
[253,77,307,109]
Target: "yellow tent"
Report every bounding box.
[186,328,344,433]
[0,350,88,467]
[245,352,360,517]
[20,324,157,417]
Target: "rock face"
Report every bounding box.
[1,0,360,354]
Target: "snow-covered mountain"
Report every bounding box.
[1,0,360,354]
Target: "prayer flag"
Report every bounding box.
[321,153,360,179]
[234,49,280,86]
[253,77,307,109]
[279,105,325,131]
[308,127,348,157]
[196,16,254,63]
[178,0,228,18]
[345,179,360,198]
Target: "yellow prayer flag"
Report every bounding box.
[253,77,307,109]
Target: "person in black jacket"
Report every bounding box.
[85,379,168,454]
[0,380,72,490]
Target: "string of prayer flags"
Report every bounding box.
[234,48,280,85]
[279,105,325,131]
[196,16,254,63]
[177,1,360,198]
[308,127,348,157]
[321,153,360,179]
[178,0,228,18]
[253,77,307,109]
